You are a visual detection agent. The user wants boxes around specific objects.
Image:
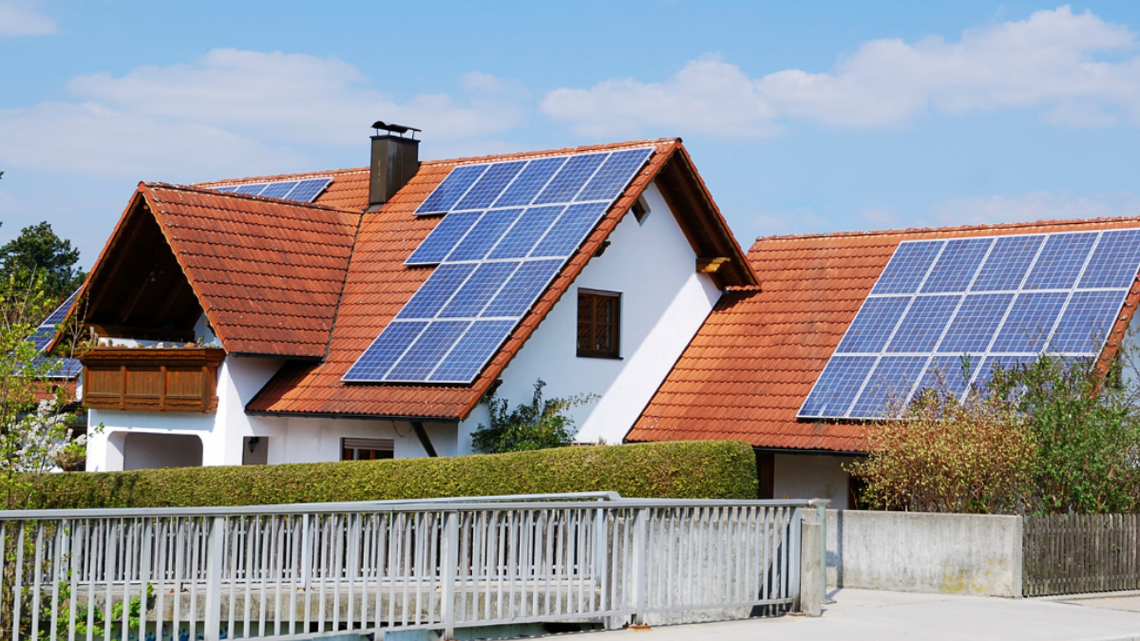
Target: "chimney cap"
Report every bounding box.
[371,121,421,138]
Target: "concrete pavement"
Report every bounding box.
[583,589,1140,641]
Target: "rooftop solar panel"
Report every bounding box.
[920,238,992,294]
[798,228,1140,420]
[30,290,78,353]
[206,177,332,204]
[416,165,487,214]
[453,161,526,211]
[492,157,567,208]
[345,146,654,384]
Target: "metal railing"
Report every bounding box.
[0,494,808,640]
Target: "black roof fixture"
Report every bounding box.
[372,121,421,139]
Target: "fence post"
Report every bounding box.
[441,511,459,640]
[203,516,225,641]
[798,508,822,616]
[1013,515,1024,598]
[789,508,802,612]
[810,499,831,606]
[631,508,649,625]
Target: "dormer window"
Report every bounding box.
[577,289,621,358]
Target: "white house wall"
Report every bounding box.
[457,182,722,451]
[86,354,459,470]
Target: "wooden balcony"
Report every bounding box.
[80,347,225,413]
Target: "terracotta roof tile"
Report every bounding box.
[139,183,361,357]
[247,139,683,419]
[627,216,1140,452]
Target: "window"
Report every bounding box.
[341,437,394,461]
[577,290,621,358]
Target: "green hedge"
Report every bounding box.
[23,441,757,509]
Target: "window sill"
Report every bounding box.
[576,352,623,360]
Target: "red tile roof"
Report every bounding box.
[627,217,1140,452]
[247,139,687,419]
[129,184,361,357]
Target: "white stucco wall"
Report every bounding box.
[457,183,721,450]
[773,453,857,509]
[86,354,459,470]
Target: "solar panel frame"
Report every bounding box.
[344,147,654,385]
[798,228,1140,420]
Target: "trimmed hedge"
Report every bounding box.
[23,441,757,509]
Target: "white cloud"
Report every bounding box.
[930,191,1140,227]
[0,49,530,177]
[542,6,1140,137]
[0,1,57,36]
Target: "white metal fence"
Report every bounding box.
[0,494,809,640]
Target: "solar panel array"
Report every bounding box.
[798,229,1140,420]
[30,290,82,379]
[209,177,332,203]
[343,147,654,384]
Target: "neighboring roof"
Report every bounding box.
[195,167,370,212]
[247,138,755,420]
[627,216,1140,453]
[82,183,361,358]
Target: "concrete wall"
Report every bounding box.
[774,454,856,508]
[460,182,721,451]
[825,509,1023,597]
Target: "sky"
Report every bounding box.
[4,1,1140,269]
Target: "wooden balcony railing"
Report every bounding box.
[80,347,225,413]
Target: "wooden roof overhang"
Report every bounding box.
[80,189,207,345]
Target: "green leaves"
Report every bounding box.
[0,221,85,304]
[472,379,598,454]
[850,351,1140,515]
[21,441,758,507]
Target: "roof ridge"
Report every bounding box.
[422,138,679,168]
[190,138,678,190]
[756,214,1140,243]
[144,182,364,216]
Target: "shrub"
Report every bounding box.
[847,365,1036,514]
[19,440,758,509]
[472,379,597,453]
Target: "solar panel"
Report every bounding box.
[798,228,1140,420]
[344,146,654,384]
[31,290,78,352]
[206,177,332,203]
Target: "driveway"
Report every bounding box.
[582,588,1140,641]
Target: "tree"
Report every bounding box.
[0,221,86,303]
[472,380,597,454]
[0,270,83,508]
[992,354,1140,514]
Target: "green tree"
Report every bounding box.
[0,222,85,303]
[472,380,598,454]
[991,354,1140,514]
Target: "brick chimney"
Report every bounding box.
[367,121,420,212]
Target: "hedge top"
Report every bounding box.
[21,440,758,509]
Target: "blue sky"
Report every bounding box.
[4,1,1140,268]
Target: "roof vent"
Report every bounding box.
[368,121,421,212]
